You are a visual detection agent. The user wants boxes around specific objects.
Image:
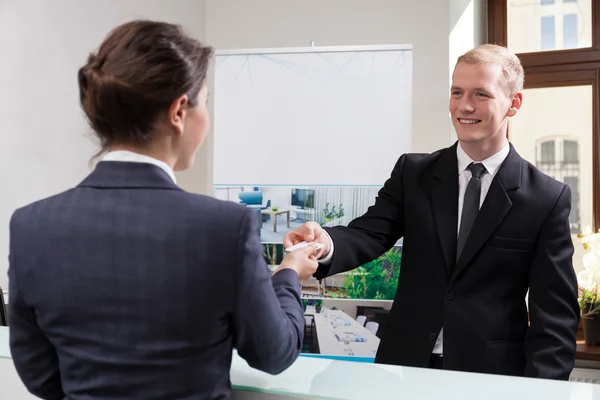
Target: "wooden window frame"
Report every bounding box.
[488,0,600,230]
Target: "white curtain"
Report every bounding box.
[213,186,243,202]
[349,187,379,219]
[311,186,380,225]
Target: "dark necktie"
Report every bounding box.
[456,163,487,262]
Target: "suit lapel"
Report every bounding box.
[452,144,522,281]
[427,144,459,272]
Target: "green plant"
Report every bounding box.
[321,202,345,224]
[580,287,600,315]
[301,298,323,307]
[341,247,401,300]
[577,227,600,316]
[302,299,309,310]
[263,243,284,267]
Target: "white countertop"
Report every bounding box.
[1,326,599,399]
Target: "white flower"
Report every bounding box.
[583,251,600,269]
[582,226,593,236]
[576,228,600,290]
[578,269,599,291]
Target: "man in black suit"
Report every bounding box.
[284,44,579,380]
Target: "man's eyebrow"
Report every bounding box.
[450,86,492,93]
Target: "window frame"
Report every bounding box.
[488,0,600,230]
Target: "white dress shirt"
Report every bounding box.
[319,142,510,355]
[101,150,177,184]
[431,142,510,354]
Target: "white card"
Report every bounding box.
[285,241,324,253]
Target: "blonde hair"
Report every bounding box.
[456,44,524,95]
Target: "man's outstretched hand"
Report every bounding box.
[283,222,330,260]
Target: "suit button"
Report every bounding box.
[447,292,455,300]
[429,333,437,340]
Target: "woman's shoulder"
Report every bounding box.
[174,191,252,220]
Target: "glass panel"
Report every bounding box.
[541,16,556,50]
[563,14,578,48]
[539,140,556,163]
[564,140,579,163]
[507,0,592,53]
[564,176,580,231]
[509,86,593,238]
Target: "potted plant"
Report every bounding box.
[302,299,309,312]
[314,299,323,313]
[320,202,344,225]
[577,227,600,345]
[262,243,283,272]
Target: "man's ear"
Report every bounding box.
[507,91,523,117]
[168,94,189,135]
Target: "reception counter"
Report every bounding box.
[1,326,599,399]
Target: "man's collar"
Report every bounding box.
[456,141,510,177]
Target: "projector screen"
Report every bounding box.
[213,45,413,186]
[213,46,412,362]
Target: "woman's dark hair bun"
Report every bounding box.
[77,20,213,151]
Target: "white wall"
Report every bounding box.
[200,0,487,194]
[0,0,207,291]
[0,0,487,290]
[449,0,488,141]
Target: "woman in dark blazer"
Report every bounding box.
[8,20,318,400]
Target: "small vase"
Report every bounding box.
[315,305,322,313]
[582,313,600,345]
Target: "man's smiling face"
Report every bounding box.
[449,62,518,147]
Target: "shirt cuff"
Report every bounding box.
[318,229,334,265]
